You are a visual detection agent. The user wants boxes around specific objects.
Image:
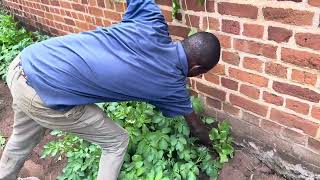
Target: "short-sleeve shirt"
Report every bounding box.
[20,0,192,117]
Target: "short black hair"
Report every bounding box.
[182,32,221,70]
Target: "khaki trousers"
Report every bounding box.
[0,56,129,180]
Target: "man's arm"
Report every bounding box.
[184,111,212,146]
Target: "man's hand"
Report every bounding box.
[184,111,212,146]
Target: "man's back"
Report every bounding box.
[21,0,192,117]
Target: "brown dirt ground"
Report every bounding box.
[0,80,285,180]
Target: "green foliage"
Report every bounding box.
[188,27,198,37]
[0,11,49,80]
[0,135,5,149]
[172,0,181,19]
[42,130,100,180]
[42,97,234,180]
[191,96,204,114]
[209,122,234,163]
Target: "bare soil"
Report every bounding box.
[0,80,285,180]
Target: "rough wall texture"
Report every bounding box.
[2,0,320,178]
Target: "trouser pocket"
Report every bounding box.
[27,94,87,130]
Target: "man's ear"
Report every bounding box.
[188,65,202,77]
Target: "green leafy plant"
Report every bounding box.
[172,0,181,19]
[0,11,49,80]
[42,97,234,180]
[209,122,234,163]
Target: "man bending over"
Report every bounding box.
[0,0,220,179]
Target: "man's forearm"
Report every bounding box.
[184,111,212,146]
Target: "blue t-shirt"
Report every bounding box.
[20,0,192,117]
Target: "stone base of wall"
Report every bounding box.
[204,107,320,179]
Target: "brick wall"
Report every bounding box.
[3,0,320,177]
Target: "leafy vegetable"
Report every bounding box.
[0,11,49,80]
[42,97,233,180]
[172,0,181,19]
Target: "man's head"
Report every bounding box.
[181,32,221,77]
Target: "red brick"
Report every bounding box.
[260,119,282,135]
[263,7,314,26]
[308,137,320,153]
[204,74,220,85]
[84,15,95,24]
[168,25,190,38]
[234,39,277,59]
[216,34,231,48]
[95,17,103,26]
[263,91,284,106]
[102,19,112,26]
[81,0,88,4]
[208,64,225,75]
[222,19,240,35]
[196,82,226,101]
[50,0,60,6]
[273,81,320,102]
[182,0,215,12]
[230,94,268,117]
[78,14,85,21]
[63,10,72,17]
[218,2,258,19]
[41,0,49,4]
[243,24,264,39]
[291,69,317,85]
[308,0,320,6]
[88,0,97,6]
[202,17,219,31]
[281,48,320,70]
[206,97,222,110]
[155,0,171,6]
[270,109,318,136]
[60,1,71,9]
[104,10,122,21]
[243,57,263,72]
[185,14,200,28]
[229,68,269,87]
[221,78,238,91]
[295,33,320,51]
[64,18,75,26]
[265,62,287,78]
[53,14,64,22]
[240,84,260,100]
[223,103,240,116]
[222,51,240,65]
[281,128,307,145]
[89,7,104,16]
[76,21,89,30]
[311,106,320,120]
[72,4,86,12]
[44,13,54,20]
[268,26,292,43]
[286,99,310,115]
[114,2,126,12]
[161,9,173,22]
[97,0,105,8]
[104,0,114,9]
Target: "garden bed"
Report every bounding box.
[0,80,285,179]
